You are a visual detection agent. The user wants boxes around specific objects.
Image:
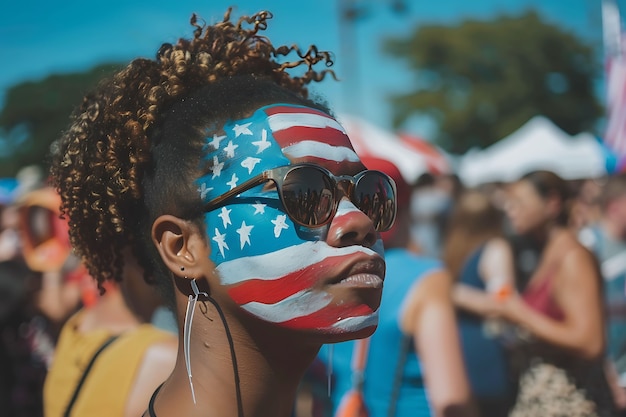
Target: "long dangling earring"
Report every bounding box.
[184,278,208,405]
[327,344,334,396]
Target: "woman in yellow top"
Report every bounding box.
[43,250,177,417]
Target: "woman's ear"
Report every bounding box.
[152,215,211,278]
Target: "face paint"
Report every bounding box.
[262,104,360,164]
[195,104,381,332]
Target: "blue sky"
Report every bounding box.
[0,0,621,136]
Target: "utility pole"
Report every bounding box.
[337,0,364,113]
[336,0,408,114]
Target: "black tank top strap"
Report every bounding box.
[146,383,163,417]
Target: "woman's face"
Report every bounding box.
[504,180,549,236]
[195,103,385,338]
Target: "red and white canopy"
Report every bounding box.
[338,114,452,184]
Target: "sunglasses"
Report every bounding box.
[204,163,397,231]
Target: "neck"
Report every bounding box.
[529,220,562,246]
[79,288,141,334]
[154,297,321,417]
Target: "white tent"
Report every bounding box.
[338,114,451,184]
[458,116,609,187]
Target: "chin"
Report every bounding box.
[276,308,379,343]
[320,324,378,344]
[307,310,379,342]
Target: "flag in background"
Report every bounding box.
[602,0,626,169]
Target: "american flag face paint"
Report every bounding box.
[195,104,383,333]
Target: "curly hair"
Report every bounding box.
[49,8,336,300]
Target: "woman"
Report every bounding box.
[499,170,616,416]
[42,247,178,417]
[49,8,396,417]
[442,189,518,417]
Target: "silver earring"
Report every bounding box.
[327,344,334,397]
[183,278,208,405]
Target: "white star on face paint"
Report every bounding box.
[217,207,232,228]
[252,202,266,215]
[271,214,289,238]
[240,157,261,174]
[236,221,254,249]
[212,228,229,258]
[227,173,239,190]
[251,129,272,153]
[209,134,226,150]
[197,182,213,200]
[232,122,253,137]
[211,156,224,179]
[223,141,239,158]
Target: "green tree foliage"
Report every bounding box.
[383,11,603,154]
[0,64,123,177]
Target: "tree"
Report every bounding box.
[383,11,603,154]
[0,64,123,177]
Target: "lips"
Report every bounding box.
[329,257,385,288]
[335,273,383,288]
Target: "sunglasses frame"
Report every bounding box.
[203,163,397,231]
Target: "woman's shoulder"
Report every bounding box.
[548,229,600,281]
[550,229,594,261]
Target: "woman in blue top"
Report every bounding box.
[442,189,518,417]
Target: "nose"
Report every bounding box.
[326,198,377,248]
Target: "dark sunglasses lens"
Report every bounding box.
[281,166,334,226]
[354,172,397,232]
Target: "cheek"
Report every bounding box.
[205,196,312,266]
[205,200,379,332]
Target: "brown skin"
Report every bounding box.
[148,159,381,417]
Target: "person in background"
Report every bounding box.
[570,178,604,233]
[0,177,48,417]
[321,156,476,417]
[410,173,461,258]
[495,170,616,417]
[578,173,626,413]
[442,189,518,416]
[0,176,90,417]
[43,247,178,417]
[17,186,97,330]
[48,8,394,417]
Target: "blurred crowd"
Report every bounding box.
[1,161,626,417]
[310,162,626,417]
[0,166,177,417]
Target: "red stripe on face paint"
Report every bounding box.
[264,105,332,118]
[278,303,375,330]
[271,125,353,149]
[226,253,357,305]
